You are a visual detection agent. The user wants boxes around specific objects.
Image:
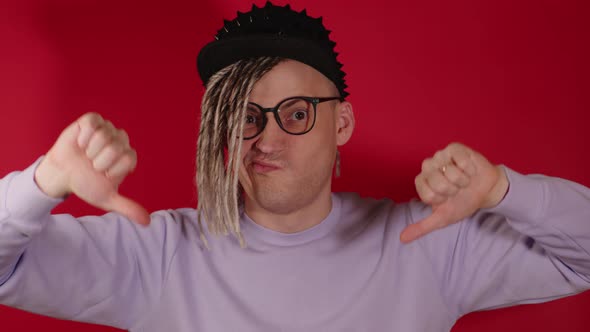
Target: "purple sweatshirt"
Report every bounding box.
[1,158,590,331]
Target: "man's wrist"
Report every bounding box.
[34,157,70,199]
[481,165,510,209]
[5,157,64,221]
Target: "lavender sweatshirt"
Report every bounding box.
[1,159,590,332]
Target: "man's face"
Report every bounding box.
[238,60,347,216]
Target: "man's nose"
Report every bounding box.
[252,113,286,153]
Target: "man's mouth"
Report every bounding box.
[251,160,282,173]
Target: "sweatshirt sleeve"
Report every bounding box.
[0,158,182,329]
[407,166,590,317]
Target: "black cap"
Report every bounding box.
[197,1,349,98]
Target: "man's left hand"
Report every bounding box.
[400,142,510,243]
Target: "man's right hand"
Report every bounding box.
[34,113,150,225]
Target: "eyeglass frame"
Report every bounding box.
[243,96,344,140]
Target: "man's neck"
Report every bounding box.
[244,189,333,233]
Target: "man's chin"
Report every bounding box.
[249,191,300,215]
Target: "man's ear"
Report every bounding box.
[335,101,355,146]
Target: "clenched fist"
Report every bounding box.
[400,143,509,243]
[34,113,150,225]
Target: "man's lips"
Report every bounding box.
[251,160,282,173]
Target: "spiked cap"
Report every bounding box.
[197,1,348,98]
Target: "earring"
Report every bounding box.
[335,150,341,178]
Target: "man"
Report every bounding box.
[1,2,589,331]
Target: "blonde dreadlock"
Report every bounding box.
[196,56,283,248]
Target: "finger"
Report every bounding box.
[425,171,459,196]
[447,143,476,176]
[400,210,448,243]
[103,192,150,226]
[441,164,470,188]
[86,125,115,159]
[59,119,82,145]
[77,113,104,149]
[415,174,447,205]
[421,157,437,174]
[106,150,137,180]
[103,120,116,133]
[432,149,452,169]
[117,129,130,148]
[93,144,123,172]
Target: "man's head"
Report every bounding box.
[239,59,354,220]
[195,2,353,246]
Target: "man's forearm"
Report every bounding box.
[0,159,63,281]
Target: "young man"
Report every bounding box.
[1,2,589,331]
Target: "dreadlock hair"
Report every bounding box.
[196,56,284,249]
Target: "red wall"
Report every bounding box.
[1,0,589,331]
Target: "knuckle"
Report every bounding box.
[104,144,122,156]
[420,160,427,173]
[422,190,436,203]
[81,112,100,120]
[118,153,132,166]
[81,112,103,127]
[414,175,426,191]
[123,149,138,167]
[104,120,116,131]
[448,142,464,150]
[433,150,444,160]
[118,129,129,139]
[94,129,112,144]
[414,174,421,186]
[421,158,433,172]
[117,130,130,146]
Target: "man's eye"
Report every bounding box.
[291,111,308,120]
[245,115,257,124]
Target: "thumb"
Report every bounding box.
[102,192,151,226]
[400,208,449,244]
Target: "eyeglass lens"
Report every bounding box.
[244,98,315,138]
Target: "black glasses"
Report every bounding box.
[243,96,342,140]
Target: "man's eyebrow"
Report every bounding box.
[249,97,307,109]
[280,99,301,109]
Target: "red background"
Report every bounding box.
[1,0,589,331]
